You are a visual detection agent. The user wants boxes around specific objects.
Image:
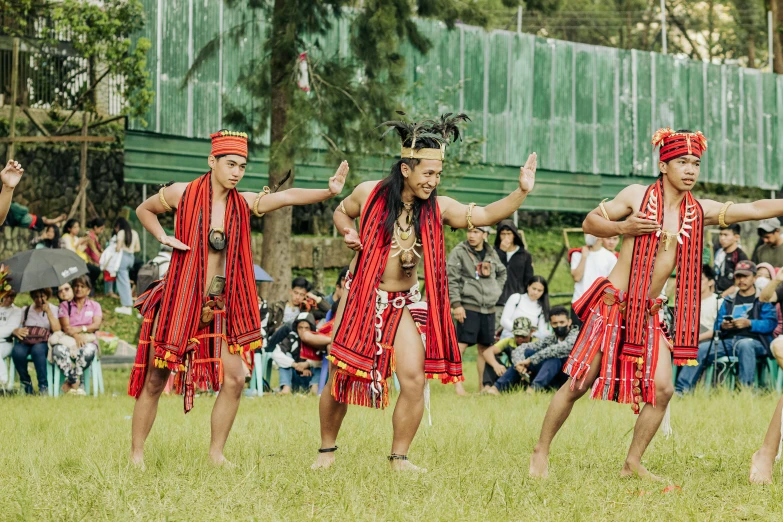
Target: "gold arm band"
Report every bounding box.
[599,198,610,220]
[252,186,272,217]
[337,200,349,216]
[466,202,477,230]
[718,201,734,228]
[158,187,173,213]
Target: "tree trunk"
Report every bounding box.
[261,0,298,302]
[773,0,783,73]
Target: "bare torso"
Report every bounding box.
[206,198,227,291]
[608,192,684,298]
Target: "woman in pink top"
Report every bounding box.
[52,275,103,395]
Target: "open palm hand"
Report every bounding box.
[1,160,24,189]
[519,153,536,193]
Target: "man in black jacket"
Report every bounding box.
[494,219,534,327]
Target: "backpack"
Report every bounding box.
[136,258,164,296]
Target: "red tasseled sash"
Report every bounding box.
[329,183,463,406]
[128,172,261,405]
[623,179,702,365]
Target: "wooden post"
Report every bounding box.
[312,244,324,294]
[79,113,88,228]
[6,37,20,162]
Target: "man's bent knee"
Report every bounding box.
[656,381,674,405]
[222,372,245,396]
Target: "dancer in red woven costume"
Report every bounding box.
[529,127,783,480]
[312,113,537,472]
[128,130,347,468]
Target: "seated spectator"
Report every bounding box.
[326,266,349,307]
[271,313,328,394]
[759,265,783,371]
[570,234,618,326]
[754,262,775,293]
[677,261,776,392]
[481,317,532,392]
[267,277,330,336]
[10,288,60,395]
[50,275,102,395]
[499,275,549,339]
[0,289,22,389]
[60,218,89,263]
[3,201,65,231]
[714,224,747,297]
[487,306,578,394]
[57,281,74,303]
[31,224,60,249]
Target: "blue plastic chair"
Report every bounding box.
[249,351,273,396]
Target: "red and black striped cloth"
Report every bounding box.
[128,172,261,410]
[652,127,707,162]
[624,179,703,364]
[329,183,463,408]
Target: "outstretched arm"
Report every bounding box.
[136,182,189,251]
[0,160,24,225]
[700,198,783,227]
[439,153,536,229]
[582,184,660,238]
[244,161,348,215]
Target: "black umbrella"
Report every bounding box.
[2,249,88,293]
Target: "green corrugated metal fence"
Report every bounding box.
[129,1,783,196]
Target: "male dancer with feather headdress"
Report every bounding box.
[129,130,347,468]
[528,128,783,481]
[312,113,538,472]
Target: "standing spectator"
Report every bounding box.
[760,267,783,371]
[481,316,532,392]
[448,226,507,396]
[10,288,60,395]
[674,265,722,394]
[52,276,102,395]
[493,219,534,326]
[0,290,21,389]
[499,275,550,339]
[753,218,783,268]
[83,218,105,292]
[113,217,140,315]
[60,219,89,263]
[677,261,776,391]
[714,224,748,296]
[31,224,60,249]
[267,277,330,336]
[486,306,578,394]
[100,227,120,299]
[570,234,618,326]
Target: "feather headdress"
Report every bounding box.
[378,111,471,161]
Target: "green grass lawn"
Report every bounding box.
[2,365,783,520]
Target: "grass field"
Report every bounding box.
[3,364,783,521]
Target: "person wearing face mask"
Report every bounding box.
[754,263,775,293]
[486,306,578,394]
[569,234,618,327]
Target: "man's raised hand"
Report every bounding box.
[329,161,349,196]
[1,160,24,189]
[519,153,536,193]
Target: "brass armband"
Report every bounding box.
[158,187,173,213]
[466,202,477,230]
[252,187,272,217]
[599,198,610,220]
[338,200,349,216]
[718,201,734,228]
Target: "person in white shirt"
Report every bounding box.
[570,234,619,326]
[499,275,550,339]
[0,291,22,388]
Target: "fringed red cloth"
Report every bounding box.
[329,280,429,409]
[563,277,670,413]
[329,183,462,409]
[128,283,228,413]
[624,179,702,365]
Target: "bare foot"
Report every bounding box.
[129,452,146,471]
[311,452,336,470]
[620,461,662,481]
[529,448,549,479]
[279,385,292,395]
[389,458,427,473]
[484,386,500,396]
[209,453,236,468]
[455,382,469,396]
[749,450,775,485]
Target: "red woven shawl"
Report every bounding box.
[330,183,463,382]
[153,172,261,364]
[624,179,703,364]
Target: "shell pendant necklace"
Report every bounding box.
[391,203,420,277]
